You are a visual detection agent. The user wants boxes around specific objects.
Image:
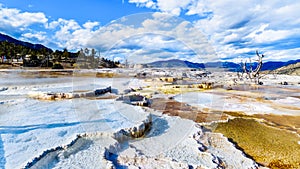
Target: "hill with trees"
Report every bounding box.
[272,62,300,75]
[0,33,119,69]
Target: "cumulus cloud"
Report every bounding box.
[1,1,299,62]
[0,4,48,30]
[83,21,100,30]
[127,0,300,62]
[84,12,216,63]
[48,18,85,49]
[156,0,193,15]
[0,4,54,48]
[129,0,156,8]
[128,0,194,15]
[22,32,47,42]
[106,33,195,63]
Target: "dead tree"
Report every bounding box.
[239,50,264,84]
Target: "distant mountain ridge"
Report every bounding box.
[147,59,300,71]
[262,59,300,71]
[0,33,52,52]
[147,59,205,68]
[147,59,242,71]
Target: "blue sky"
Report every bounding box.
[0,0,300,63]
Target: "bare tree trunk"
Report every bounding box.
[238,50,265,85]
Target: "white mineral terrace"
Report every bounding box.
[1,69,300,168]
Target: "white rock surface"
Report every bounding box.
[0,71,261,169]
[116,112,258,169]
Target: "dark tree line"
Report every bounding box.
[0,41,120,69]
[0,41,78,68]
[0,41,52,60]
[76,48,120,69]
[99,57,120,68]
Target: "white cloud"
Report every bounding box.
[47,20,60,29]
[22,32,47,42]
[83,12,216,63]
[194,1,300,61]
[223,33,239,44]
[129,0,194,15]
[247,26,296,44]
[88,23,144,51]
[0,5,48,29]
[51,18,83,49]
[83,21,99,30]
[127,0,300,62]
[156,0,192,15]
[128,0,156,8]
[49,20,101,50]
[1,1,299,62]
[186,1,210,16]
